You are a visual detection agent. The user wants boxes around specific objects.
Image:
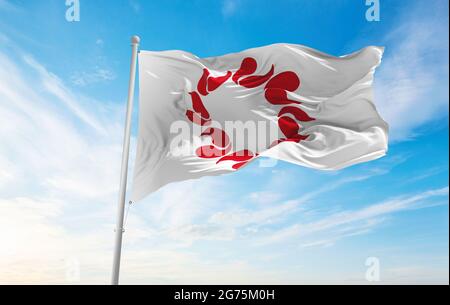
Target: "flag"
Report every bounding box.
[131,44,388,202]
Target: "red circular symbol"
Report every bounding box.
[186,57,315,170]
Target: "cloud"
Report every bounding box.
[299,218,382,249]
[248,191,283,205]
[374,0,449,141]
[0,154,16,186]
[210,199,299,228]
[401,166,448,185]
[0,0,448,283]
[22,55,109,134]
[71,67,117,87]
[119,249,294,285]
[222,0,240,17]
[258,187,449,246]
[0,197,66,283]
[68,39,116,87]
[0,37,131,283]
[0,49,126,201]
[155,163,401,244]
[382,265,449,285]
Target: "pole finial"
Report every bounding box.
[131,35,140,45]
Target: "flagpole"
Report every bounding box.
[111,35,140,285]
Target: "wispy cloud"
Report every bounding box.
[70,67,116,87]
[222,0,240,18]
[22,55,108,134]
[0,45,127,200]
[382,265,449,285]
[0,39,128,283]
[401,166,448,185]
[258,187,449,246]
[150,161,402,245]
[374,0,449,141]
[248,191,282,205]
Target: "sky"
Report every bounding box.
[0,0,448,284]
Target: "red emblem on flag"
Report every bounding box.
[186,57,315,170]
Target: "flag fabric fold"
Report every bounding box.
[131,44,388,202]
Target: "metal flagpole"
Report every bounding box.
[111,35,140,285]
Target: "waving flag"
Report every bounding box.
[131,44,388,201]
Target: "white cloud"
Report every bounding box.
[258,187,449,246]
[210,199,299,228]
[152,163,403,244]
[0,155,16,186]
[374,0,449,141]
[0,38,130,284]
[119,249,296,285]
[22,55,109,134]
[382,265,449,285]
[0,50,125,201]
[248,191,282,205]
[71,67,116,87]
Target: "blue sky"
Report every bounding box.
[0,0,448,284]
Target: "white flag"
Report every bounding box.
[132,44,388,201]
